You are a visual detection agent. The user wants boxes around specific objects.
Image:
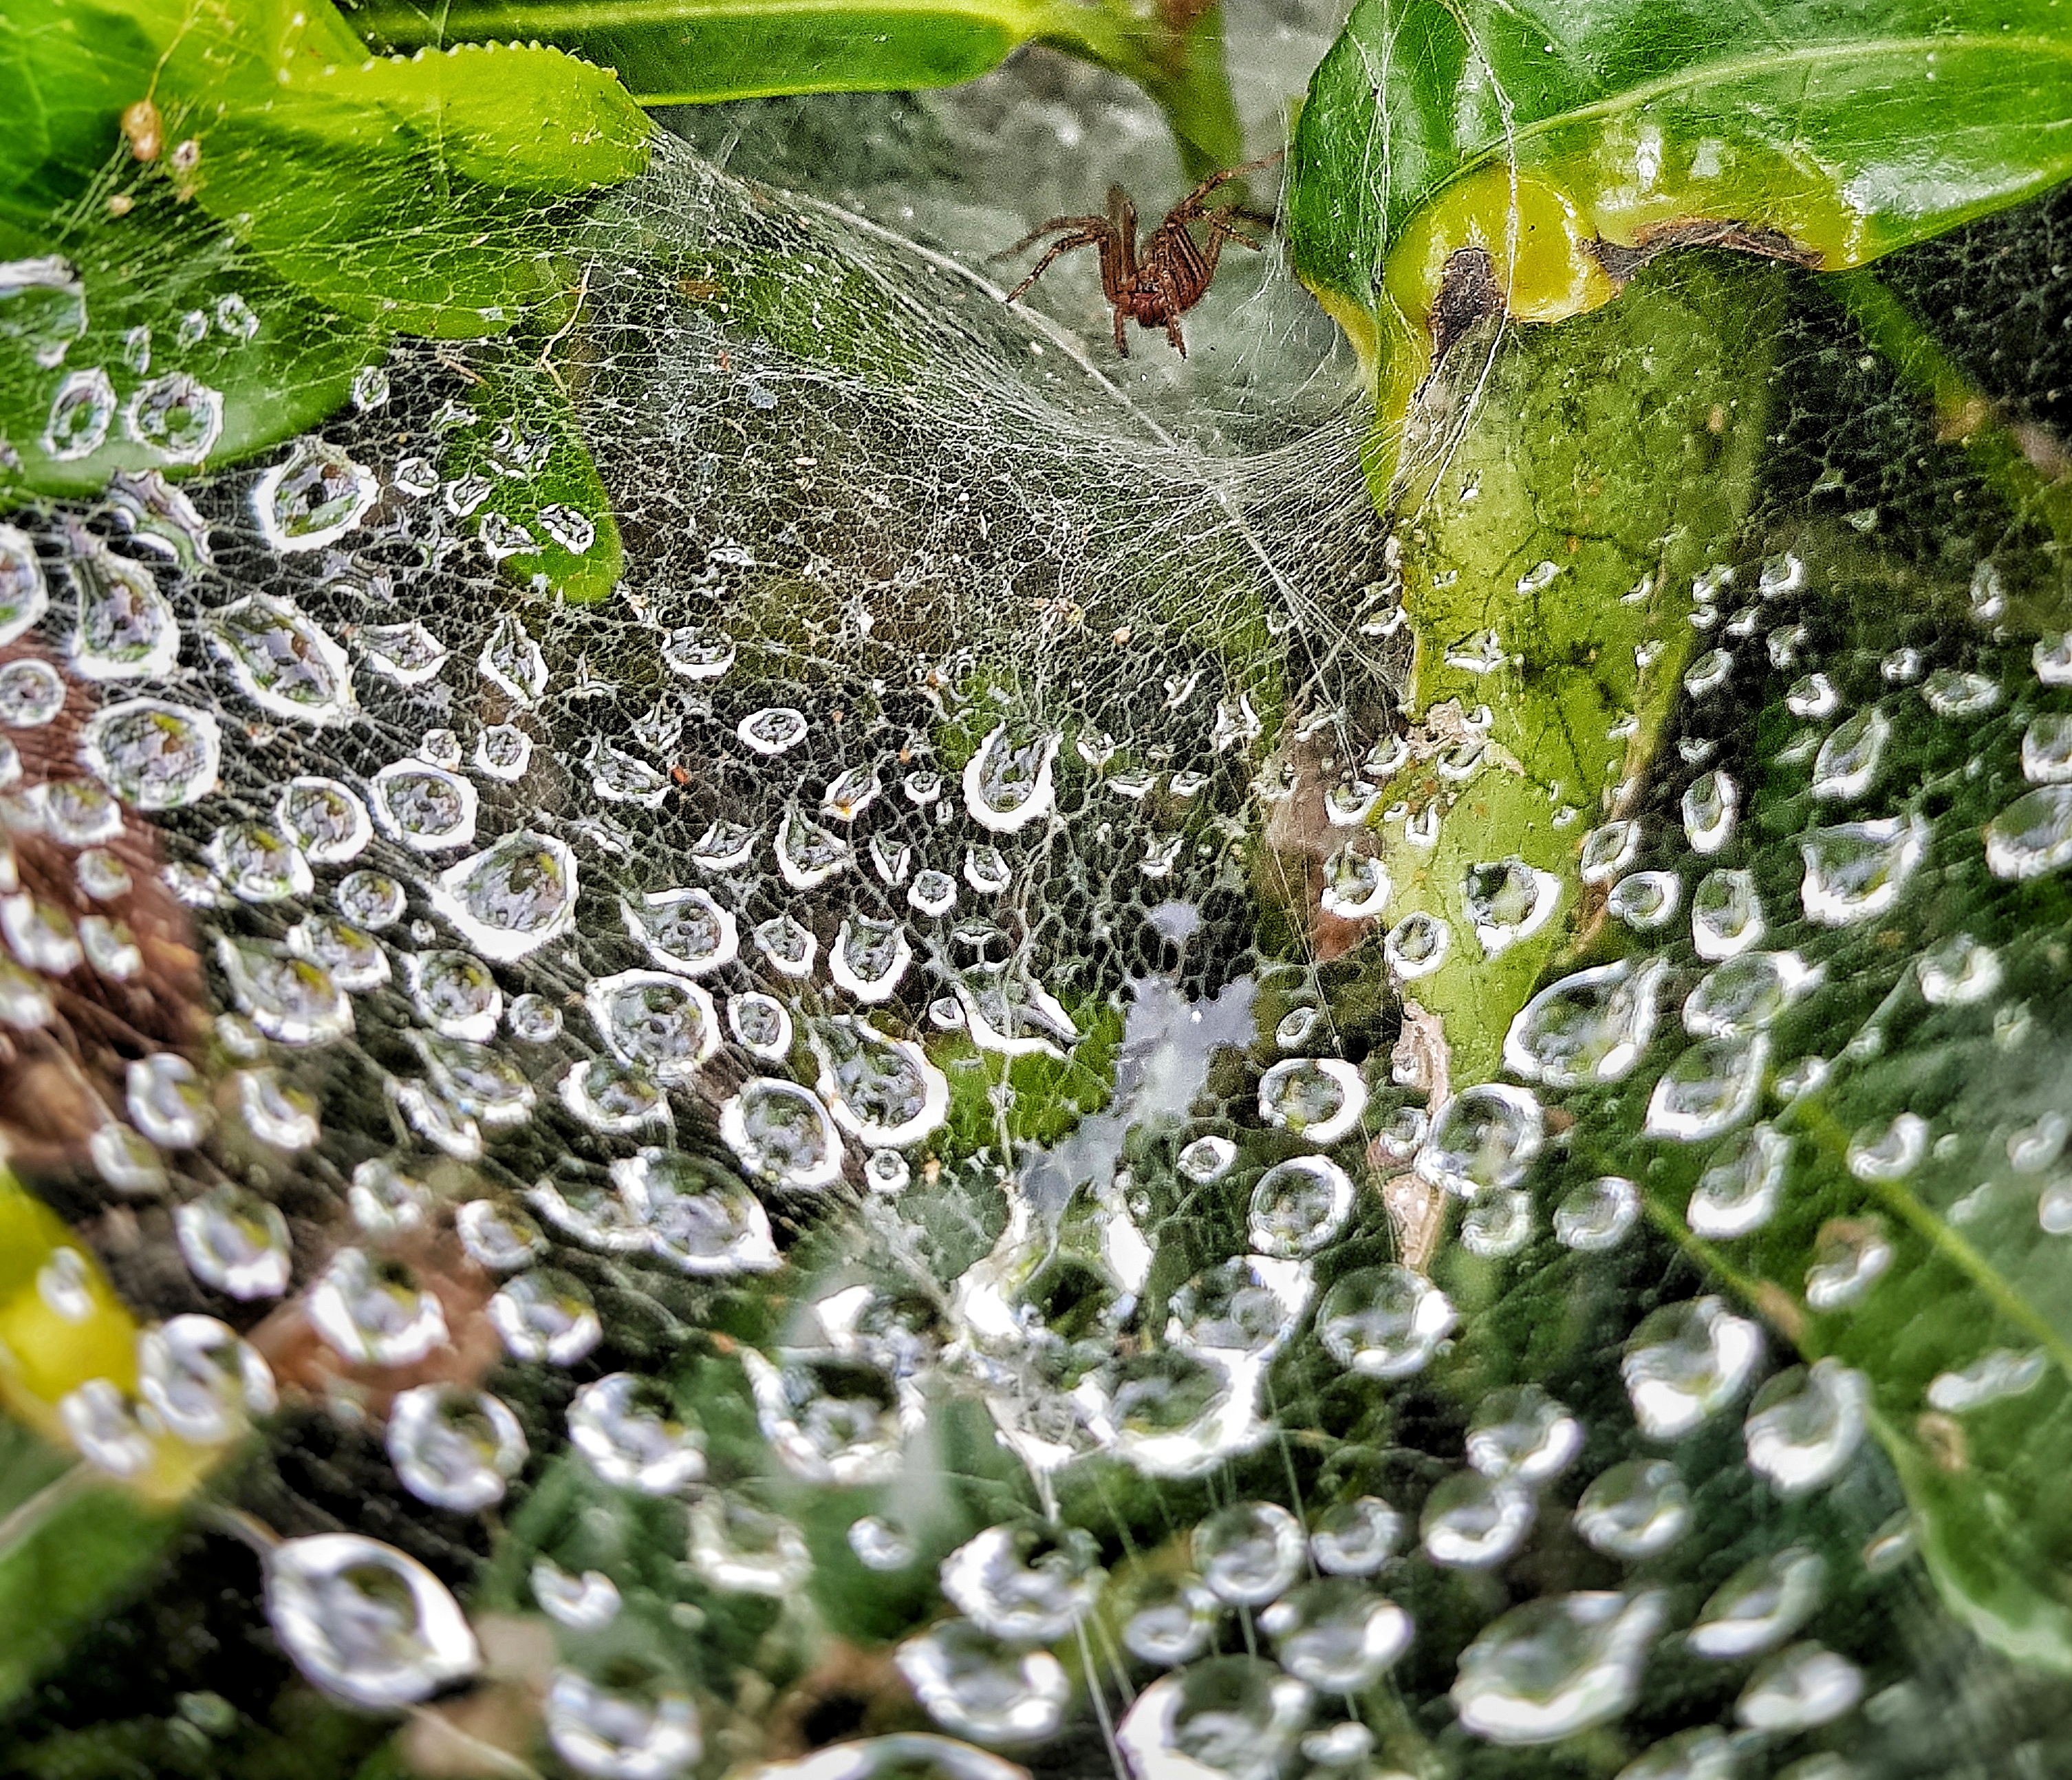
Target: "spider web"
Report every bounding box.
[7,7,2072,1778]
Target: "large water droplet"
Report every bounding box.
[263,1533,478,1708]
[1449,1591,1666,1746]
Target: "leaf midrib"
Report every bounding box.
[360,0,1061,39]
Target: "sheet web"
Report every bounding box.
[8,77,2072,1780]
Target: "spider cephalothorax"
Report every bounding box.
[999,153,1282,357]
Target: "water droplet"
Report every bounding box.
[217,936,352,1046]
[722,1077,843,1190]
[1315,1265,1454,1377]
[1450,1590,1666,1746]
[1422,1471,1536,1567]
[1309,1497,1401,1575]
[1467,1385,1582,1482]
[1800,815,1928,923]
[0,256,87,367]
[546,1666,702,1779]
[205,596,356,725]
[128,1053,211,1148]
[1319,845,1390,919]
[1417,1084,1543,1197]
[1743,1358,1868,1495]
[1504,959,1665,1087]
[1383,908,1452,976]
[1247,1155,1353,1257]
[1573,1459,1690,1558]
[137,1314,275,1444]
[1736,1642,1862,1733]
[568,1372,704,1493]
[739,706,808,755]
[0,657,65,726]
[386,1383,527,1511]
[1644,1031,1766,1141]
[1622,1297,1763,1438]
[848,1516,916,1572]
[123,372,224,464]
[532,1559,620,1629]
[1579,819,1641,885]
[488,1268,601,1364]
[1607,869,1680,931]
[777,806,852,889]
[252,440,377,553]
[307,1248,448,1366]
[587,969,719,1083]
[431,831,577,961]
[371,760,477,852]
[896,1621,1068,1744]
[662,625,735,679]
[1260,1578,1412,1691]
[479,612,548,703]
[1114,1657,1310,1780]
[1846,1111,1928,1181]
[1176,1135,1235,1182]
[1687,1123,1791,1237]
[1463,857,1562,956]
[1257,1057,1367,1143]
[1555,1176,1639,1252]
[1680,769,1739,854]
[175,1183,291,1298]
[1810,707,1889,802]
[1986,783,2072,879]
[44,366,116,460]
[830,915,914,1003]
[1925,1347,2045,1412]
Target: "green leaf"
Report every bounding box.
[346,0,1251,179]
[1287,0,2072,404]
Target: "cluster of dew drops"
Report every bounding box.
[10,266,2072,1780]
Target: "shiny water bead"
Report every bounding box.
[237,1066,321,1149]
[684,820,753,874]
[217,936,352,1046]
[1416,1083,1543,1197]
[1923,666,1999,717]
[1376,909,1449,979]
[54,1376,152,1477]
[1247,1155,1353,1257]
[1986,782,2072,879]
[2020,711,2072,787]
[738,705,808,755]
[386,1382,528,1512]
[1682,950,1820,1038]
[431,830,579,961]
[907,868,957,917]
[43,777,122,846]
[252,438,377,553]
[1925,1347,2046,1411]
[488,1268,601,1364]
[1460,1187,1532,1256]
[847,1516,916,1574]
[1504,959,1665,1088]
[67,536,177,680]
[1736,1642,1863,1733]
[263,1532,477,1709]
[1689,868,1763,961]
[587,969,720,1084]
[454,1199,546,1272]
[274,777,371,865]
[1680,768,1739,854]
[136,1314,276,1444]
[1463,855,1561,956]
[371,759,477,851]
[559,1056,668,1135]
[1467,1385,1583,1483]
[1616,1729,1738,1780]
[662,624,735,680]
[1743,1359,1869,1496]
[0,525,49,644]
[0,657,65,726]
[1316,1265,1454,1377]
[126,1053,210,1149]
[358,620,447,686]
[584,742,668,810]
[529,1175,651,1254]
[777,808,852,890]
[506,991,562,1044]
[1606,869,1679,931]
[307,1248,447,1367]
[1114,1658,1310,1780]
[1176,1134,1236,1182]
[467,722,530,782]
[1622,1297,1763,1439]
[810,1018,949,1148]
[1310,1497,1402,1576]
[1255,1057,1367,1144]
[532,1559,621,1630]
[1167,1256,1308,1362]
[962,722,1061,835]
[829,915,913,1003]
[1260,1578,1412,1692]
[722,994,790,1065]
[622,887,737,976]
[894,1621,1068,1744]
[940,1524,1104,1642]
[342,1160,427,1239]
[742,1349,908,1486]
[1643,1031,1767,1141]
[1116,1571,1219,1664]
[543,1667,701,1780]
[1688,1546,1827,1661]
[1451,1589,1666,1746]
[1554,1175,1639,1252]
[1319,844,1390,919]
[76,698,217,811]
[1422,1471,1535,1568]
[478,612,548,703]
[206,595,356,725]
[287,914,390,993]
[1194,1500,1305,1606]
[1573,1459,1691,1559]
[713,1078,839,1192]
[568,1372,705,1494]
[610,1148,779,1274]
[207,822,313,903]
[1575,819,1639,888]
[1686,1124,1791,1238]
[1846,1111,1928,1181]
[76,848,130,905]
[2,893,81,974]
[1800,815,1929,923]
[964,846,1013,896]
[1809,707,1889,802]
[337,868,407,930]
[1804,1217,1893,1309]
[175,1183,292,1298]
[410,949,502,1041]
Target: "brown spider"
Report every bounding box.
[997,152,1283,357]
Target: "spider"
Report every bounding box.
[997,152,1283,357]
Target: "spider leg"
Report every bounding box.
[1204,213,1268,253]
[1114,305,1130,356]
[1166,148,1288,223]
[1165,312,1189,357]
[1002,228,1110,304]
[991,213,1110,264]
